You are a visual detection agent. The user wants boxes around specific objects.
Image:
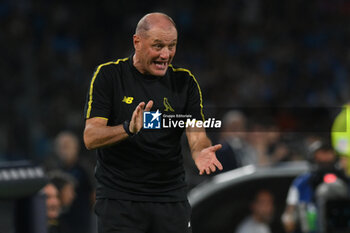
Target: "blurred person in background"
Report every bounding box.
[249,122,293,166]
[48,170,77,233]
[235,189,274,233]
[282,140,349,233]
[263,126,292,165]
[247,122,278,166]
[42,182,61,233]
[49,170,76,213]
[215,111,293,174]
[331,102,350,175]
[215,110,258,173]
[45,131,94,233]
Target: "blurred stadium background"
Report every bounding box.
[1,0,350,233]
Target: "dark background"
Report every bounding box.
[1,0,349,162]
[1,1,349,232]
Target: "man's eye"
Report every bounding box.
[154,44,162,49]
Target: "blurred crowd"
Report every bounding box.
[42,131,95,233]
[1,0,350,162]
[1,0,350,232]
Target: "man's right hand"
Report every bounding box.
[83,100,153,150]
[129,100,153,134]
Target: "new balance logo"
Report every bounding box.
[122,96,134,104]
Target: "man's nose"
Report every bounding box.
[160,47,170,60]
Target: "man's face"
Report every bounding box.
[134,25,177,76]
[44,184,61,220]
[252,191,274,223]
[314,149,337,169]
[56,134,79,166]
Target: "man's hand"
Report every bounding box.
[129,100,153,134]
[193,144,223,175]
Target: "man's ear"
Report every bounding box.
[133,34,141,50]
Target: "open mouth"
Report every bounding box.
[153,61,168,70]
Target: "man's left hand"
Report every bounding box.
[194,144,223,175]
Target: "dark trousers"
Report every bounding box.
[95,199,192,233]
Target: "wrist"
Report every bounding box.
[123,120,135,137]
[192,150,201,161]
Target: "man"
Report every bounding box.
[282,140,348,233]
[42,183,61,233]
[83,12,223,233]
[215,110,258,173]
[49,170,79,233]
[235,190,274,233]
[49,170,76,213]
[47,131,94,233]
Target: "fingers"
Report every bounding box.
[209,164,216,173]
[201,163,220,175]
[200,165,217,175]
[132,102,144,119]
[137,102,145,110]
[144,100,153,112]
[132,101,151,117]
[213,158,223,171]
[132,102,144,117]
[134,101,153,114]
[205,167,211,175]
[210,144,222,152]
[130,101,153,133]
[198,155,223,176]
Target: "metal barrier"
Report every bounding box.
[188,162,308,233]
[0,161,47,233]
